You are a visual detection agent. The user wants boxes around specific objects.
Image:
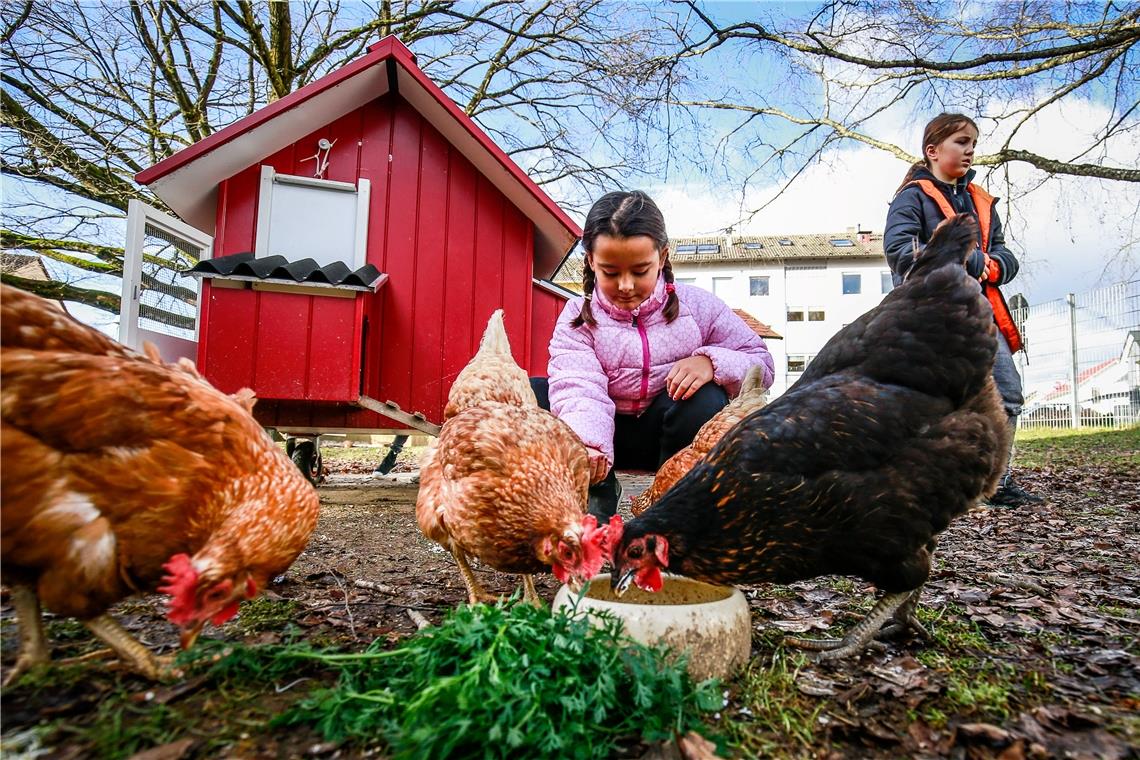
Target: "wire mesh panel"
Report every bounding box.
[1018,280,1139,430]
[136,222,203,340]
[121,200,212,361]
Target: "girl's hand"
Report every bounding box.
[584,446,610,485]
[666,355,714,401]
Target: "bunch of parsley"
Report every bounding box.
[260,600,721,758]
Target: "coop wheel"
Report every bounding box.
[290,440,322,484]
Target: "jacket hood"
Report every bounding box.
[591,274,668,321]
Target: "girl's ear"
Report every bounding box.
[660,246,670,265]
[924,143,938,161]
[585,253,595,270]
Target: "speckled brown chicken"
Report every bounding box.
[1,285,319,683]
[630,364,768,516]
[609,215,1011,658]
[416,310,609,605]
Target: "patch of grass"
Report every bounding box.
[917,605,989,650]
[62,701,184,760]
[44,618,89,642]
[1014,426,1139,469]
[723,652,824,757]
[8,661,91,691]
[944,671,1011,719]
[232,597,301,633]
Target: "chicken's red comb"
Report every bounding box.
[604,514,623,559]
[159,553,199,624]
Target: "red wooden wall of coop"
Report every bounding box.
[197,93,568,430]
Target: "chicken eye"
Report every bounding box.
[627,545,644,559]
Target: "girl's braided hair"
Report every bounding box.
[572,190,678,327]
[895,112,979,195]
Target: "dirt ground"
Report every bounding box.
[1,431,1138,759]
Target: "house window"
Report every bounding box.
[749,276,769,296]
[778,238,794,246]
[881,272,894,294]
[713,277,733,298]
[788,355,816,373]
[697,243,720,254]
[829,238,855,247]
[787,309,805,322]
[675,243,698,253]
[808,308,825,322]
[676,277,697,285]
[255,167,371,268]
[742,242,764,250]
[842,273,862,294]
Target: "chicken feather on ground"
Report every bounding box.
[416,310,610,606]
[609,215,1010,659]
[630,364,768,516]
[1,285,319,683]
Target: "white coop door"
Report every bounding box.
[120,199,213,362]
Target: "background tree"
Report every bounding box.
[655,0,1138,227]
[3,1,1137,316]
[1,0,688,314]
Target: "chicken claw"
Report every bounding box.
[2,585,49,687]
[786,590,917,660]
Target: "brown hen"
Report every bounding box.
[1,285,319,683]
[416,310,610,606]
[630,364,767,515]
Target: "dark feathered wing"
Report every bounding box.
[623,215,1010,593]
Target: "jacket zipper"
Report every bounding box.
[632,308,650,400]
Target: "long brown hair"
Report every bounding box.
[572,190,678,327]
[895,112,979,195]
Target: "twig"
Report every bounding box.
[407,610,431,630]
[984,572,1049,596]
[329,569,357,638]
[353,579,396,594]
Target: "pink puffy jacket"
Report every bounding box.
[548,276,775,465]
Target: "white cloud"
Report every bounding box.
[649,99,1139,305]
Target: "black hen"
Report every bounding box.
[609,214,1011,658]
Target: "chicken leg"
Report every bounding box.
[520,575,544,607]
[451,548,499,605]
[786,590,917,660]
[3,585,49,687]
[83,614,178,680]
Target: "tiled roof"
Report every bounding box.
[553,231,885,283]
[1,253,51,280]
[186,252,384,291]
[733,308,782,340]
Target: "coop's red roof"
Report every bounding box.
[136,36,579,275]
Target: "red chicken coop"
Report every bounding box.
[125,36,580,476]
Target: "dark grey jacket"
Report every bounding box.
[883,167,1020,287]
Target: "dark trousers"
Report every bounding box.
[530,377,728,518]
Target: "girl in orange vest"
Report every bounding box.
[884,112,1042,508]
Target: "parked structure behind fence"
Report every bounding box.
[1013,280,1139,430]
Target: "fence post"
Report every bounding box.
[1067,293,1080,428]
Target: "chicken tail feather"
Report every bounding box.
[475,309,511,359]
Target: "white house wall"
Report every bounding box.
[673,257,893,397]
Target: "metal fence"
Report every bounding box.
[1013,280,1139,430]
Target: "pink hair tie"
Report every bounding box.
[665,283,676,295]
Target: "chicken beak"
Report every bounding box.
[180,621,205,651]
[611,569,635,597]
[567,576,584,594]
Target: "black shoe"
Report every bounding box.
[987,479,1044,508]
[587,475,623,523]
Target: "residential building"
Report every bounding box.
[555,227,892,397]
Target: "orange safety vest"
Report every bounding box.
[908,180,1023,353]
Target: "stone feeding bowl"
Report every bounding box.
[553,573,750,681]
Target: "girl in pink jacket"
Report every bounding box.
[532,191,775,521]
